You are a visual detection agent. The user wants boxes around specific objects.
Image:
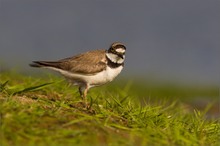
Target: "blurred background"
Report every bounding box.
[1,0,220,84]
[0,0,219,116]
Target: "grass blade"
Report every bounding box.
[0,80,9,92]
[13,82,53,95]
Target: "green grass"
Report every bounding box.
[0,71,219,146]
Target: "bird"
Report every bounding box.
[30,42,126,104]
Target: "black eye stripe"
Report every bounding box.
[111,49,125,54]
[108,43,126,54]
[116,51,125,55]
[110,48,125,55]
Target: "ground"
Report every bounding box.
[0,71,219,146]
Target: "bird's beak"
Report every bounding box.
[118,54,124,59]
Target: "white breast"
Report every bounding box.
[46,66,123,88]
[83,66,123,87]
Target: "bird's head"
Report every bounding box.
[107,42,126,64]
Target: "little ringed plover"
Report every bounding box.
[30,42,126,102]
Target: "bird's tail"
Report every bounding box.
[29,61,61,68]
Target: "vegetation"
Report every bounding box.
[0,71,219,146]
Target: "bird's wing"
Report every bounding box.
[57,49,107,74]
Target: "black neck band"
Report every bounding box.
[106,56,124,68]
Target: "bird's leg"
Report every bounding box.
[79,85,89,107]
[79,86,85,101]
[79,86,83,97]
[83,87,88,101]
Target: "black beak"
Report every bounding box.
[118,54,124,59]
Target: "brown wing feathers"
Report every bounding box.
[30,49,107,74]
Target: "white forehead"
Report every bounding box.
[116,48,125,53]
